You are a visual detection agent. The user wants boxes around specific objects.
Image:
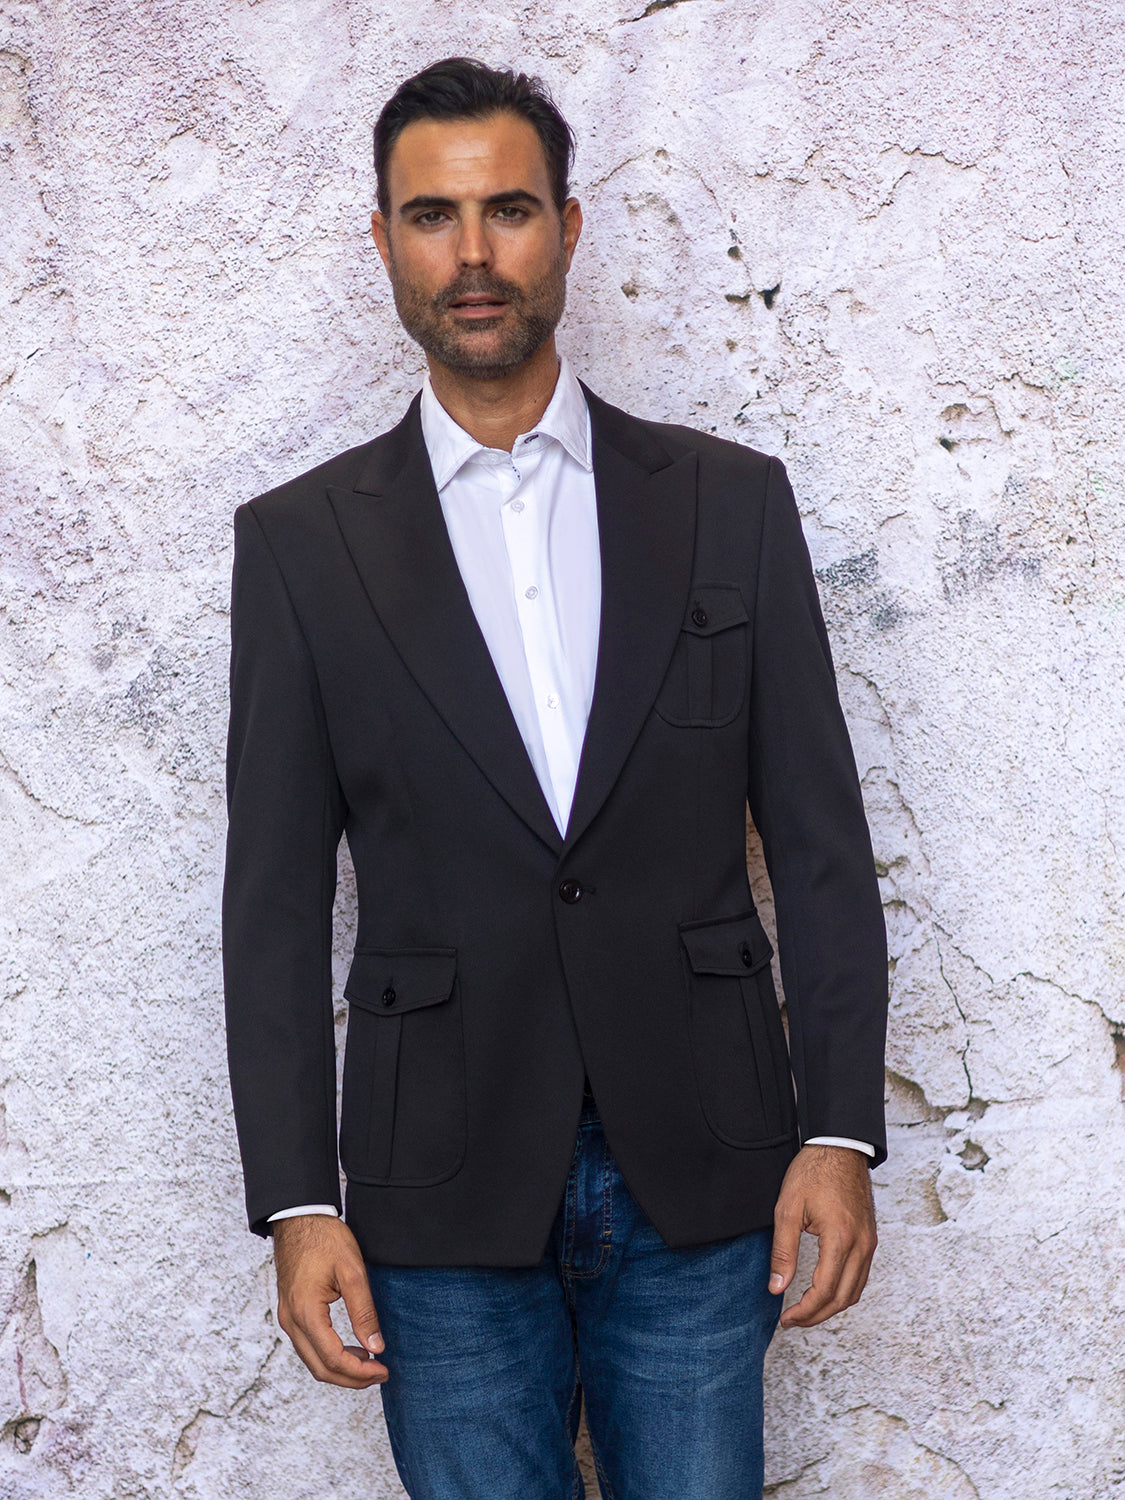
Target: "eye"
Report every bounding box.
[493,205,529,222]
[414,210,449,227]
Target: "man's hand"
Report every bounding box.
[272,1215,388,1387]
[769,1144,877,1329]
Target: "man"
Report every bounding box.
[223,58,887,1500]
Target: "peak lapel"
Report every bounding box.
[328,400,563,855]
[564,391,698,849]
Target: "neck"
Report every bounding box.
[425,339,562,452]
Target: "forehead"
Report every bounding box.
[384,112,552,207]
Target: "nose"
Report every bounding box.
[456,212,492,268]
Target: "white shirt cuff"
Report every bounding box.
[804,1136,876,1157]
[266,1204,340,1222]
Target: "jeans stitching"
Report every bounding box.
[566,1130,614,1281]
[602,1135,612,1248]
[564,1247,610,1281]
[565,1113,614,1281]
[562,1142,579,1270]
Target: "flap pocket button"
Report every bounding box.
[691,605,709,628]
[740,943,754,968]
[381,986,396,1007]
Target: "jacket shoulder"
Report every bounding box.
[646,417,777,476]
[239,396,420,534]
[583,386,778,483]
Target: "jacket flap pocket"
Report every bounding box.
[679,912,773,976]
[681,585,749,638]
[344,948,457,1016]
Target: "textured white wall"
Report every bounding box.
[2,0,1122,1495]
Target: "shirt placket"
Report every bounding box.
[500,441,581,831]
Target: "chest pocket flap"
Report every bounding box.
[656,584,749,728]
[681,585,749,637]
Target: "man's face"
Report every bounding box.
[372,112,582,380]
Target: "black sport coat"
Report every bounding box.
[222,386,888,1266]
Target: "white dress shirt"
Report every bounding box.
[422,356,600,836]
[267,361,869,1224]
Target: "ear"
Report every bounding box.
[371,210,392,274]
[561,197,583,272]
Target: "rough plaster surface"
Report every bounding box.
[2,0,1123,1495]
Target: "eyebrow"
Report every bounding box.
[397,189,545,217]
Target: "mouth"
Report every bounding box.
[447,293,509,317]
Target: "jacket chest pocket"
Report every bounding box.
[655,585,749,728]
[679,911,795,1149]
[339,947,466,1186]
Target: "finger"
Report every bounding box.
[784,1214,878,1328]
[779,1231,848,1328]
[286,1297,388,1385]
[287,1320,388,1388]
[769,1203,804,1295]
[288,1322,389,1387]
[340,1260,385,1355]
[835,1230,877,1309]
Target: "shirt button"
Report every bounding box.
[558,879,583,904]
[510,499,525,513]
[381,986,396,1006]
[546,693,560,710]
[524,585,539,600]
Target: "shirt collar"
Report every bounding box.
[420,355,592,492]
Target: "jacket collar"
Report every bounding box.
[329,385,697,855]
[564,386,697,848]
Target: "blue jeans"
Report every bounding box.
[366,1092,780,1499]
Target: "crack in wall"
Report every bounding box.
[1,1252,68,1452]
[0,752,100,831]
[934,930,979,1107]
[766,1407,981,1497]
[884,1070,946,1126]
[170,1338,284,1482]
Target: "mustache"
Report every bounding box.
[433,273,524,311]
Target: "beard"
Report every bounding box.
[387,245,568,379]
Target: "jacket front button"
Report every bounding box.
[558,879,583,905]
[691,606,709,628]
[381,986,396,1006]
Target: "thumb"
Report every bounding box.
[770,1203,802,1295]
[340,1264,384,1355]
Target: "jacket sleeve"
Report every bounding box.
[746,458,889,1164]
[222,501,347,1234]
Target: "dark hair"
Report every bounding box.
[373,58,576,215]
